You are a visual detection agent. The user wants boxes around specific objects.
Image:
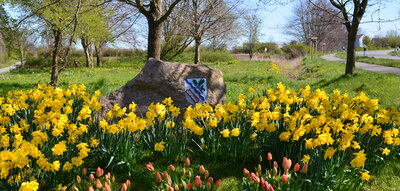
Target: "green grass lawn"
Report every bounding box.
[0,59,18,69]
[2,55,400,190]
[389,51,400,57]
[335,52,400,68]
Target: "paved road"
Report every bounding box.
[0,62,23,74]
[356,49,400,61]
[321,54,400,76]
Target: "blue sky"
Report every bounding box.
[257,1,400,45]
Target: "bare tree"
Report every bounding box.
[244,14,261,59]
[286,0,346,52]
[183,0,240,64]
[119,0,183,60]
[327,0,368,75]
[160,0,193,60]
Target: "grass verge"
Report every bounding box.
[336,52,400,68]
[0,59,18,69]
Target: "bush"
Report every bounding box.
[281,42,309,59]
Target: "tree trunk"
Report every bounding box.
[19,44,24,69]
[194,39,201,64]
[147,20,163,60]
[50,29,62,86]
[95,42,104,67]
[345,28,358,75]
[81,37,94,68]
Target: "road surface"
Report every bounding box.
[321,53,400,76]
[355,49,400,61]
[0,62,23,74]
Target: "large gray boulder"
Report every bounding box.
[100,58,226,116]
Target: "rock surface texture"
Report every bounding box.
[100,58,226,116]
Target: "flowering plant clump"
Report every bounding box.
[242,153,308,191]
[72,167,131,191]
[0,84,99,190]
[147,157,222,191]
[2,82,400,190]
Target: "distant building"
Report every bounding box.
[355,35,365,48]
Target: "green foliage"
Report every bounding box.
[281,42,309,59]
[363,36,371,47]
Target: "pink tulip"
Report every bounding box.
[126,179,131,187]
[251,172,260,183]
[267,152,272,161]
[104,182,111,191]
[294,163,300,172]
[88,186,94,191]
[82,168,87,176]
[121,183,127,191]
[89,174,95,182]
[185,157,190,167]
[96,179,102,189]
[194,176,202,187]
[156,172,162,183]
[174,184,179,191]
[204,170,209,178]
[168,164,175,172]
[281,174,288,184]
[167,186,174,191]
[146,162,154,171]
[76,175,81,183]
[301,164,308,174]
[96,167,104,177]
[207,177,214,183]
[187,183,193,190]
[216,179,222,188]
[199,165,205,174]
[206,181,211,190]
[244,168,250,178]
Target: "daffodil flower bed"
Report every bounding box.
[1,82,400,190]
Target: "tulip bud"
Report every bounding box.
[206,182,212,190]
[76,175,81,183]
[89,174,95,182]
[96,179,102,189]
[207,177,214,183]
[104,182,111,191]
[273,161,278,169]
[258,164,262,173]
[187,183,193,190]
[82,168,87,176]
[182,167,186,175]
[188,170,192,178]
[301,164,308,174]
[194,176,202,187]
[105,172,111,180]
[121,183,127,191]
[243,168,250,178]
[96,167,104,177]
[163,171,169,180]
[167,186,174,191]
[146,162,155,172]
[294,163,300,172]
[204,170,209,179]
[174,184,179,191]
[156,172,162,183]
[199,165,205,174]
[273,167,278,175]
[260,177,266,189]
[281,174,288,184]
[267,152,272,161]
[259,155,263,162]
[185,157,190,167]
[215,179,222,188]
[168,164,175,172]
[88,186,94,191]
[126,179,131,187]
[251,172,260,183]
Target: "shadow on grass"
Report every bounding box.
[311,74,355,89]
[0,82,35,95]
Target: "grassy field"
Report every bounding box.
[2,55,400,190]
[389,51,400,57]
[336,52,400,68]
[1,55,400,109]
